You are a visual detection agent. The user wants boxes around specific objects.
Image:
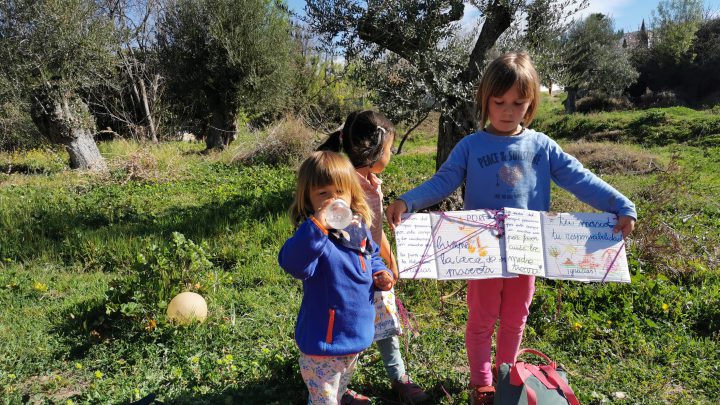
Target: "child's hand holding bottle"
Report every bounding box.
[315,198,353,230]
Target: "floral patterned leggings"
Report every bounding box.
[299,352,359,405]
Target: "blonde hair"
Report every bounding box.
[476,52,541,130]
[290,151,373,227]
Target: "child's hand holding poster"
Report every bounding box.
[394,208,630,283]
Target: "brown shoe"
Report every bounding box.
[340,389,371,405]
[470,385,495,405]
[391,374,430,404]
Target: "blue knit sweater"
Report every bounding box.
[400,129,637,219]
[279,217,392,356]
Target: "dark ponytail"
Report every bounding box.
[317,111,360,152]
[345,110,395,168]
[316,130,342,152]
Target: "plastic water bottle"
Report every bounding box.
[324,199,353,229]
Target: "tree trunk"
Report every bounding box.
[436,0,513,168]
[565,86,578,114]
[205,104,236,150]
[31,89,107,171]
[431,99,476,211]
[437,100,477,171]
[139,79,158,143]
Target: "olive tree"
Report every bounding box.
[306,0,587,171]
[0,0,115,169]
[559,14,639,113]
[157,0,293,150]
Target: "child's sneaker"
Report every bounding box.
[391,374,430,404]
[340,389,371,405]
[469,385,495,405]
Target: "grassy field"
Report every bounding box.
[1,105,719,404]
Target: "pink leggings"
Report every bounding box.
[466,275,535,387]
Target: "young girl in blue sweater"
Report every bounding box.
[386,52,637,404]
[279,151,394,404]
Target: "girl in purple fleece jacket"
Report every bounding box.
[279,151,393,404]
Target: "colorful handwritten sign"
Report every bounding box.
[396,210,514,280]
[394,208,630,283]
[504,207,546,277]
[541,212,629,282]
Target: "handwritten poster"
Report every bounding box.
[429,210,507,280]
[504,207,546,277]
[395,210,512,280]
[394,208,631,283]
[541,212,629,283]
[395,213,438,279]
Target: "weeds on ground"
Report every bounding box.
[233,116,319,166]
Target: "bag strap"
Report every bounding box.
[509,362,539,405]
[516,348,555,366]
[526,363,559,389]
[541,364,581,405]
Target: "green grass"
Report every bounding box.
[533,95,720,147]
[1,125,719,404]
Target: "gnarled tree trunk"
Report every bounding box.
[205,102,237,151]
[564,86,578,114]
[31,89,106,171]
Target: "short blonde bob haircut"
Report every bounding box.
[290,151,373,227]
[476,52,541,130]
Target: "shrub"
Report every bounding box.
[0,102,45,151]
[233,116,318,166]
[638,90,682,109]
[633,155,719,280]
[576,94,634,113]
[98,232,217,332]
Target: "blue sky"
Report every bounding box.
[287,0,720,33]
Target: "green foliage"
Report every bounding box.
[0,0,115,97]
[650,0,704,63]
[101,232,215,327]
[629,5,718,106]
[158,0,294,125]
[560,14,638,97]
[0,101,45,151]
[533,97,720,147]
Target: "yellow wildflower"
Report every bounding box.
[145,318,157,332]
[662,303,669,312]
[573,322,583,330]
[33,282,48,292]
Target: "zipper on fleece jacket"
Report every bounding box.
[359,253,366,272]
[325,309,335,344]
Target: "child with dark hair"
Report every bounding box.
[318,110,430,404]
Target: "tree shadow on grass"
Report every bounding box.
[48,296,154,362]
[126,379,458,405]
[2,183,293,266]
